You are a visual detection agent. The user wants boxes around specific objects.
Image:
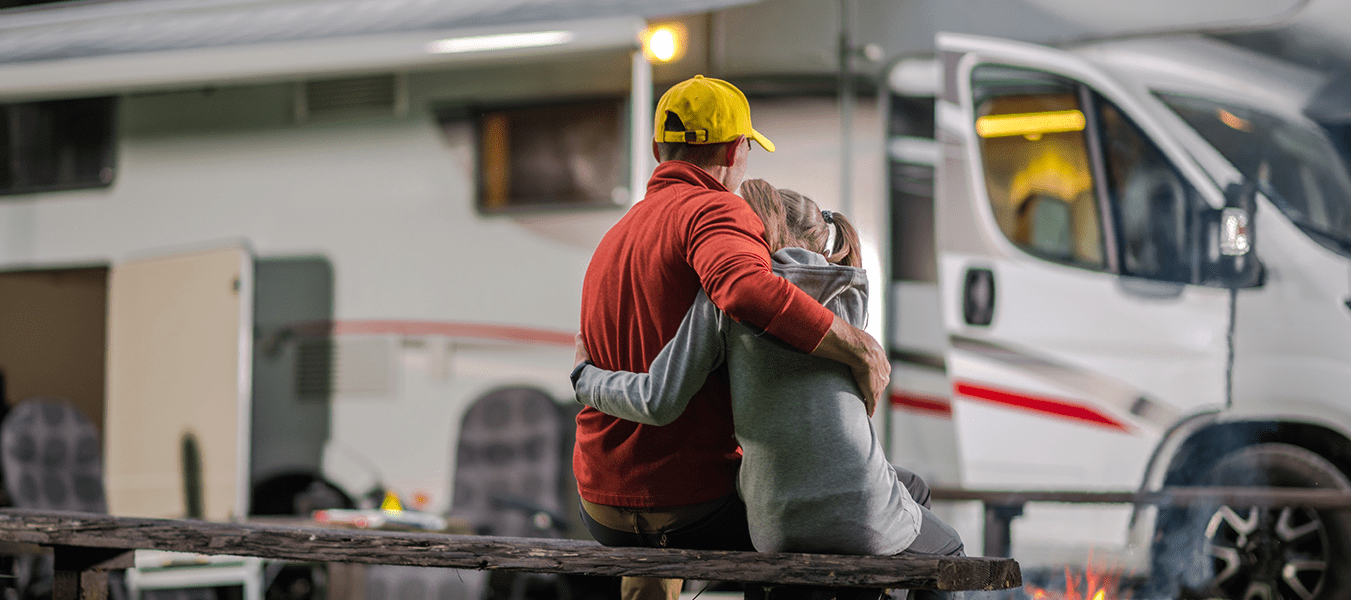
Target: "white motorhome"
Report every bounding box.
[0,0,904,597]
[0,14,651,530]
[885,33,1351,599]
[0,0,894,534]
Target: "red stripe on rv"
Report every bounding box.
[296,320,574,346]
[952,381,1131,433]
[890,390,952,417]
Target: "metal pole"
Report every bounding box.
[838,0,854,217]
[631,49,653,204]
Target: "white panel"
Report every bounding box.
[890,281,945,354]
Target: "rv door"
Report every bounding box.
[104,245,253,521]
[934,34,1232,500]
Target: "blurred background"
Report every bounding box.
[2,0,1351,599]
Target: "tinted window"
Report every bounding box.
[466,97,628,213]
[971,66,1104,269]
[888,94,937,283]
[971,66,1219,284]
[0,97,117,196]
[1159,92,1351,257]
[1098,101,1205,283]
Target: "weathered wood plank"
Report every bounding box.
[0,509,1020,591]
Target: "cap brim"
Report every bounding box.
[749,129,775,152]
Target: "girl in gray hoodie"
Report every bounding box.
[572,179,963,558]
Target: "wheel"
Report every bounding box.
[1150,443,1351,600]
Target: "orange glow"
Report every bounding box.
[1217,108,1252,132]
[1023,551,1131,600]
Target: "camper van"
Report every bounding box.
[885,32,1351,598]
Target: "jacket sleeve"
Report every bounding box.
[574,292,725,426]
[687,194,835,352]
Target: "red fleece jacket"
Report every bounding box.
[575,160,835,507]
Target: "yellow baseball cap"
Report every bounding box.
[654,75,775,152]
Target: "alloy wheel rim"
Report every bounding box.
[1205,504,1329,600]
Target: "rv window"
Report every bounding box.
[888,94,937,283]
[461,97,629,213]
[970,66,1105,269]
[1097,100,1206,284]
[0,0,74,7]
[0,97,117,197]
[1158,92,1351,258]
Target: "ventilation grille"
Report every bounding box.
[297,74,405,122]
[295,336,393,398]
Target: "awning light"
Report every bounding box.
[426,30,575,54]
[641,23,687,64]
[976,110,1086,139]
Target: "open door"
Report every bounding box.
[0,267,109,434]
[934,33,1233,493]
[104,245,252,520]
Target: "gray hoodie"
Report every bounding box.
[574,247,921,555]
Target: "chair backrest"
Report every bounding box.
[0,397,106,513]
[450,388,566,537]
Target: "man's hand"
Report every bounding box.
[809,317,890,416]
[574,332,592,369]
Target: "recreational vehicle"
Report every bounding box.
[885,32,1351,599]
[0,0,889,541]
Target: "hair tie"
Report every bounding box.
[822,213,838,256]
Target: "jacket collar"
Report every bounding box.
[647,160,730,195]
[772,247,869,328]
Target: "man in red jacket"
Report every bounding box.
[574,75,889,600]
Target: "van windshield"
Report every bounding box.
[1157,92,1351,256]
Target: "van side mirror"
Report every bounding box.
[1203,182,1261,288]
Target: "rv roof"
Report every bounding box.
[0,0,758,100]
[0,0,751,64]
[1070,35,1325,119]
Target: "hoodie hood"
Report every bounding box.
[771,247,868,329]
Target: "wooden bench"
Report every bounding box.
[0,508,1020,600]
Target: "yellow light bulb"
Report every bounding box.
[650,29,676,62]
[641,23,687,64]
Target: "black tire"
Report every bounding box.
[1150,443,1351,600]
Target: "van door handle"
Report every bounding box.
[963,268,996,326]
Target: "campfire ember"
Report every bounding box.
[1024,552,1131,600]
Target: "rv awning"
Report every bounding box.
[0,0,757,100]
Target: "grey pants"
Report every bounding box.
[892,465,967,600]
[892,465,965,557]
